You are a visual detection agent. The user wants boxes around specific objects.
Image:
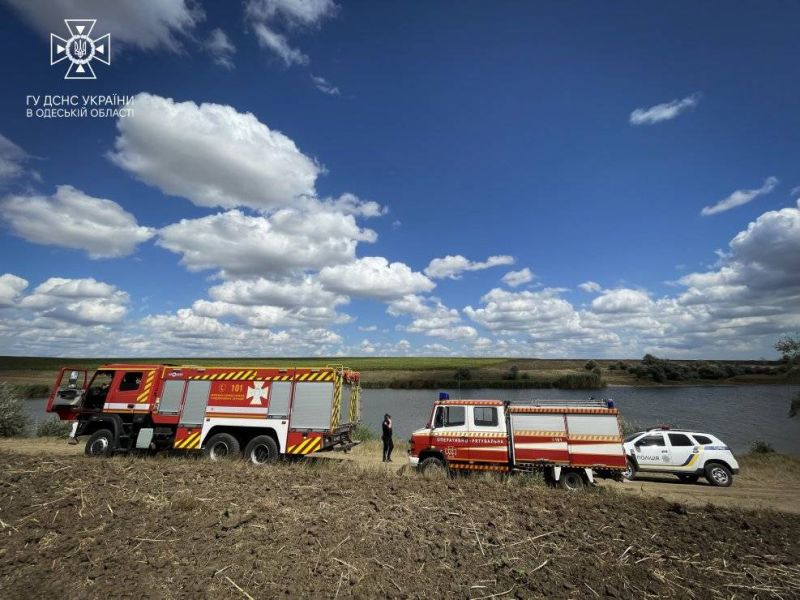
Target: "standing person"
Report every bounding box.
[382,414,394,462]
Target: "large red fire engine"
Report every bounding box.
[46,364,361,463]
[408,395,626,489]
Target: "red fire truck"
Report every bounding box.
[46,364,361,463]
[408,396,626,489]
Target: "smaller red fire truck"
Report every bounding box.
[408,395,626,489]
[46,363,361,463]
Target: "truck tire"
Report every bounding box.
[419,456,446,477]
[204,433,241,461]
[244,435,279,465]
[704,463,733,487]
[559,470,586,491]
[85,428,115,457]
[622,458,636,481]
[677,474,700,484]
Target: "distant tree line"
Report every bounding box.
[616,354,779,383]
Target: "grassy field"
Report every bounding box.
[0,355,796,396]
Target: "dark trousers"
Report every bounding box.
[382,436,394,461]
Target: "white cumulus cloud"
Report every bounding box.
[424,254,514,279]
[701,176,779,216]
[157,209,376,277]
[19,277,129,325]
[501,268,534,287]
[578,281,603,293]
[590,289,653,314]
[320,257,434,300]
[629,93,701,126]
[110,93,321,211]
[2,185,155,258]
[0,274,28,307]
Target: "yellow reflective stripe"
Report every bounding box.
[307,372,319,381]
[293,438,314,454]
[175,432,199,449]
[298,373,309,381]
[303,437,321,454]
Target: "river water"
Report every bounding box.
[26,385,800,455]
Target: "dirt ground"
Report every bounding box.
[1,440,799,599]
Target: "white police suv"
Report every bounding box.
[622,428,739,487]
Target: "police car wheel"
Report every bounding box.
[622,459,636,481]
[559,470,586,491]
[245,435,279,465]
[677,474,700,484]
[705,463,733,487]
[204,433,241,461]
[85,428,115,457]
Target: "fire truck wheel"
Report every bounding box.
[704,463,733,487]
[204,433,241,461]
[419,456,446,477]
[559,470,586,491]
[85,428,115,457]
[244,435,279,465]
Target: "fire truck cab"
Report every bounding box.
[46,364,361,463]
[408,395,627,489]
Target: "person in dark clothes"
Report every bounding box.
[382,414,394,462]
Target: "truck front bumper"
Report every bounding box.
[407,455,419,468]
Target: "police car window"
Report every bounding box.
[692,434,713,445]
[668,433,693,447]
[474,406,498,427]
[637,434,664,447]
[119,371,143,391]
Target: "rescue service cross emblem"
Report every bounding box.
[50,19,111,80]
[246,381,268,406]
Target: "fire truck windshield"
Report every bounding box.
[85,370,114,409]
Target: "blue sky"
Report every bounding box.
[0,1,798,358]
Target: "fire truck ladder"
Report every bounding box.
[506,398,614,409]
